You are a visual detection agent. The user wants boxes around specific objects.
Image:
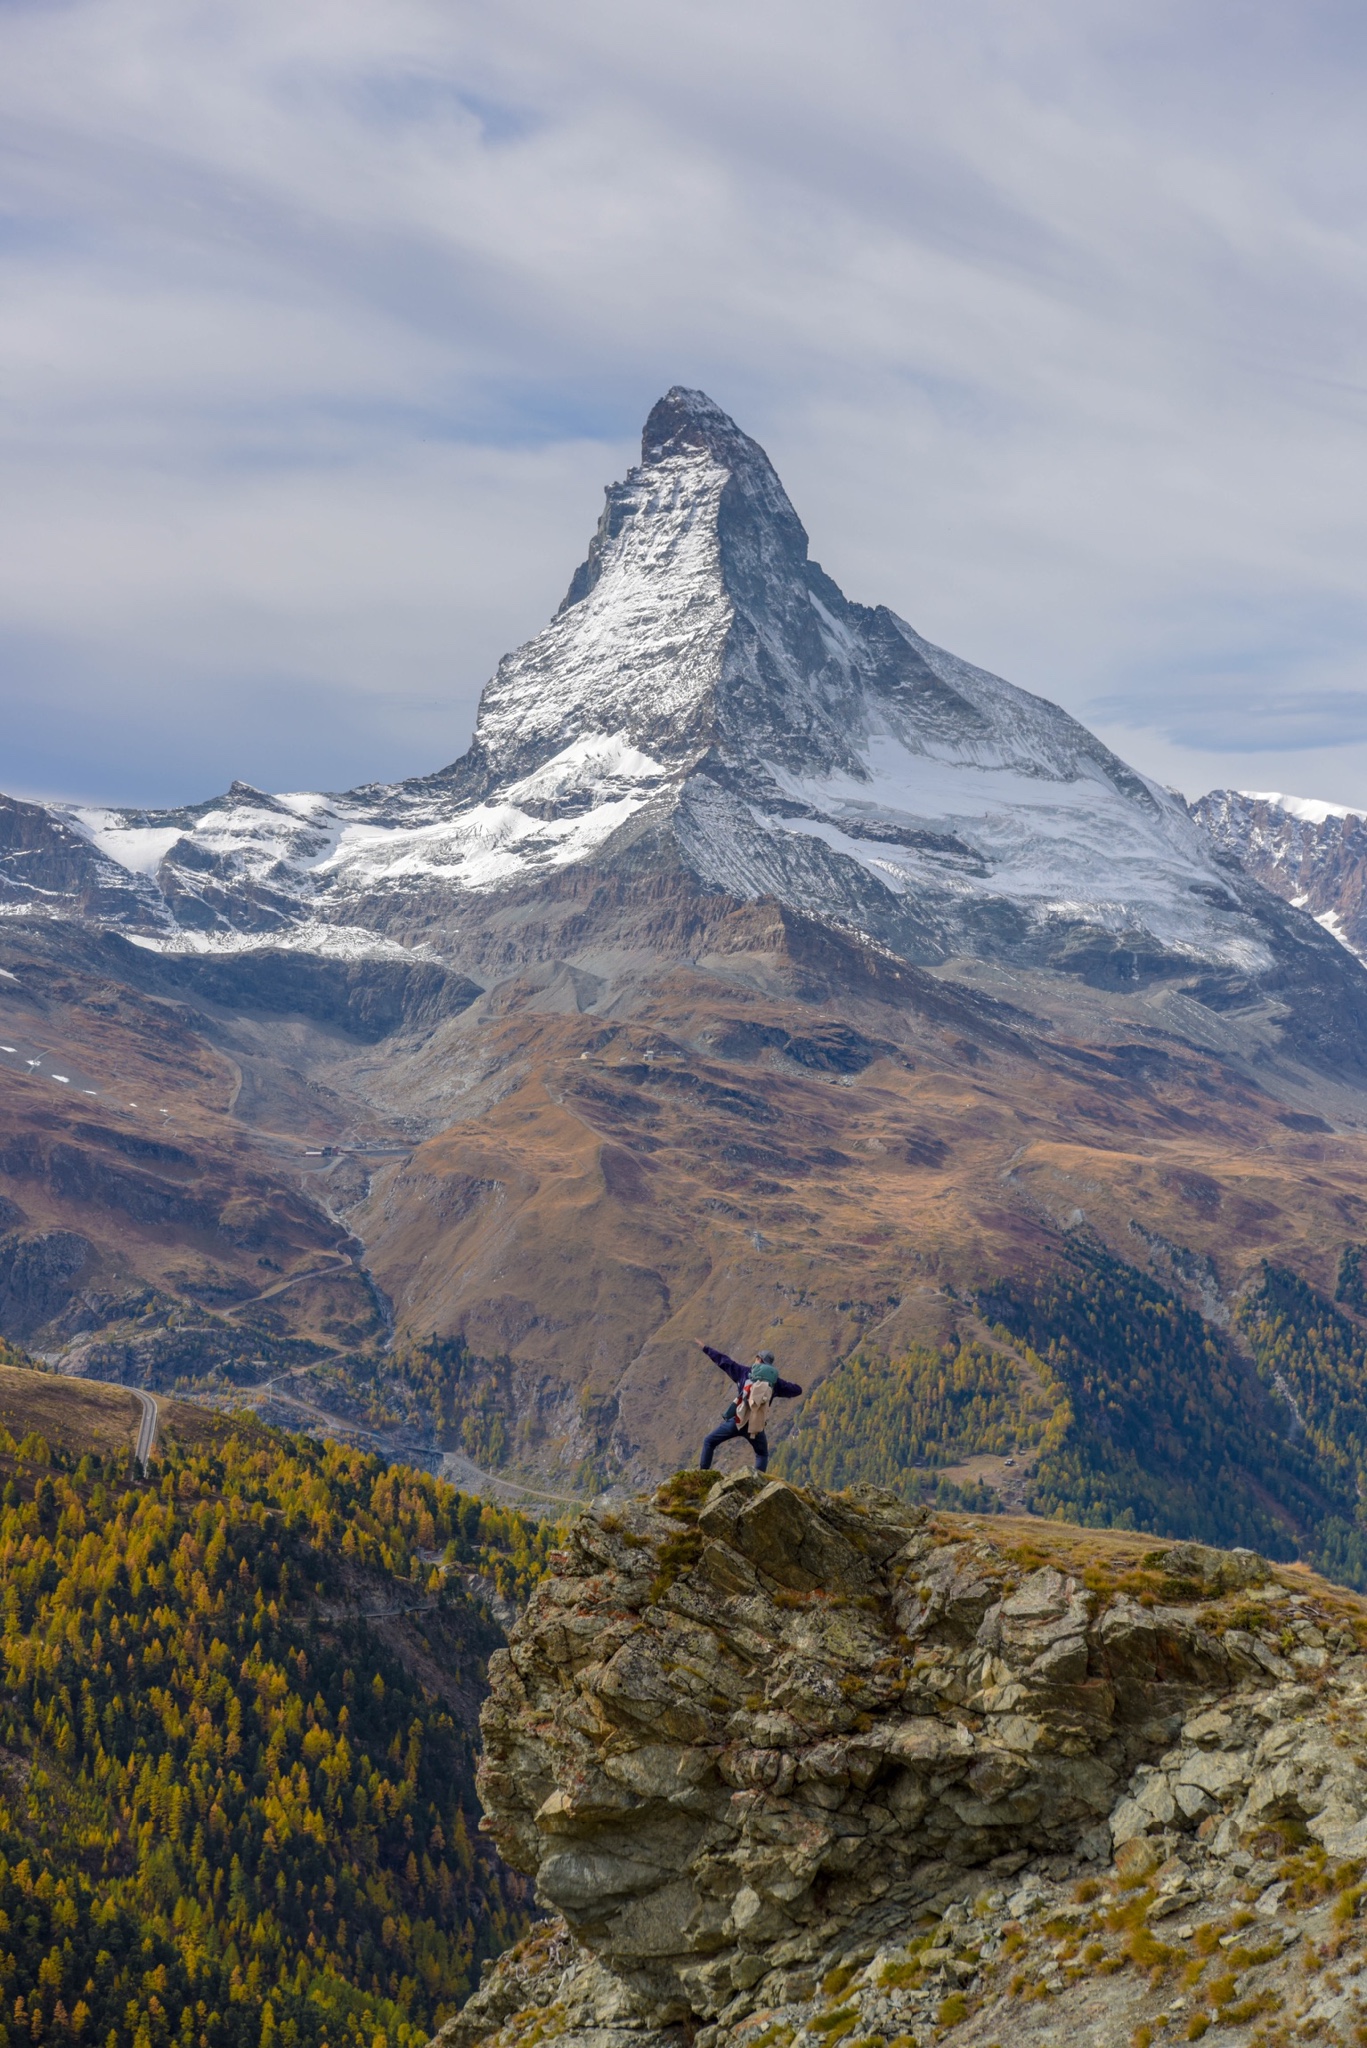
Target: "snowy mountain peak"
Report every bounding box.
[462,386,843,798]
[468,389,989,792]
[7,390,1363,1010]
[437,390,1272,974]
[642,384,786,481]
[640,384,809,557]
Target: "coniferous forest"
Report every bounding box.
[779,1240,1367,1587]
[0,1415,557,2048]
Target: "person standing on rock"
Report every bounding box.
[695,1339,802,1473]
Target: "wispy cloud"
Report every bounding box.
[2,0,1365,803]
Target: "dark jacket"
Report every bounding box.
[703,1345,802,1428]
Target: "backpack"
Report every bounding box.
[736,1364,777,1434]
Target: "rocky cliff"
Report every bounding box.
[445,1475,1367,2047]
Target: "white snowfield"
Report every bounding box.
[743,640,1268,966]
[1240,792,1367,826]
[62,733,677,956]
[123,921,443,964]
[71,815,187,876]
[28,389,1336,980]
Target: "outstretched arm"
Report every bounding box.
[695,1338,746,1387]
[774,1376,803,1398]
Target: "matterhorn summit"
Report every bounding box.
[443,383,1263,974]
[3,388,1362,1028]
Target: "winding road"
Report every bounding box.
[222,1247,357,1317]
[129,1386,159,1470]
[191,1372,586,1515]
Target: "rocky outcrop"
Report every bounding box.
[444,1478,1367,2047]
[0,1226,95,1340]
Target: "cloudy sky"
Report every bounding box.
[3,0,1366,807]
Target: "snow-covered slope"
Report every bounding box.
[0,387,1355,997]
[1194,789,1367,966]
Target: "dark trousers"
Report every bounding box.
[700,1421,769,1472]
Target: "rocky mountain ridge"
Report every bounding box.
[444,1474,1367,2048]
[1195,789,1367,967]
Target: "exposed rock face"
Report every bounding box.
[457,1477,1362,2046]
[1195,787,1367,964]
[0,1225,95,1341]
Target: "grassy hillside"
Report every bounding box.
[0,1375,557,2048]
[0,1361,151,1462]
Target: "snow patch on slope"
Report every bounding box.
[1314,908,1366,963]
[317,736,670,893]
[65,737,672,921]
[319,793,652,894]
[1242,792,1367,825]
[124,919,442,963]
[70,813,186,875]
[748,691,1269,968]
